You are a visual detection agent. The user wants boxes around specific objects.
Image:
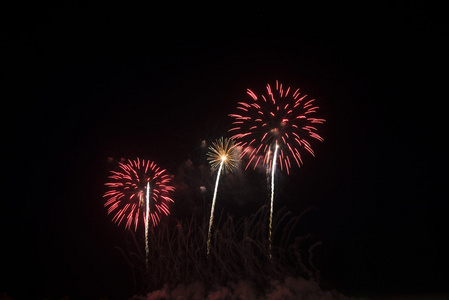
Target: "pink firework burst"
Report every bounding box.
[229,80,325,174]
[104,158,174,231]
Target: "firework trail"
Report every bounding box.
[206,137,239,256]
[268,141,279,258]
[145,181,150,271]
[104,158,174,269]
[229,80,325,257]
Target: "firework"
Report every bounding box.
[229,81,325,257]
[206,137,239,256]
[104,158,174,271]
[104,158,175,231]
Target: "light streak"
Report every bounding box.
[207,158,224,257]
[268,141,279,259]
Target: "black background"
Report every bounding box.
[2,2,447,299]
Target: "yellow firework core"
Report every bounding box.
[207,137,239,173]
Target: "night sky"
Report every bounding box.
[3,3,447,299]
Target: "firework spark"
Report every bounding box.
[103,158,174,231]
[206,137,239,256]
[229,80,325,174]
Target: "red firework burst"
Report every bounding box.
[104,158,174,231]
[229,80,325,174]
